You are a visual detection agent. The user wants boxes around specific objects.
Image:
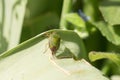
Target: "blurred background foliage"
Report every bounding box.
[21,0,63,42]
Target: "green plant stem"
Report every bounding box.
[0,0,6,53]
[101,62,110,76]
[60,0,72,29]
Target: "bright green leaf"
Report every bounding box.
[89,51,120,66]
[65,13,89,38]
[94,21,120,45]
[65,13,86,28]
[99,0,120,25]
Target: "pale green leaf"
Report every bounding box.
[111,75,120,80]
[55,30,87,59]
[0,29,109,80]
[99,0,120,25]
[2,0,27,50]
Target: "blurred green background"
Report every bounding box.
[21,0,63,42]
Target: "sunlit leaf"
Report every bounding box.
[65,13,86,28]
[65,13,89,38]
[89,51,120,66]
[99,0,120,25]
[93,21,120,45]
[111,75,120,80]
[0,29,108,80]
[2,0,27,50]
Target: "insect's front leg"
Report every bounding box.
[43,41,49,54]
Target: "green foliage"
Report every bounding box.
[89,51,120,66]
[99,0,120,25]
[1,0,120,79]
[93,22,120,45]
[65,13,89,38]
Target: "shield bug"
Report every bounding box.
[45,31,61,57]
[44,31,70,75]
[48,32,61,55]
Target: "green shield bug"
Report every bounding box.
[44,31,61,57]
[49,32,61,55]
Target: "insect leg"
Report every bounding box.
[43,41,49,54]
[49,57,71,75]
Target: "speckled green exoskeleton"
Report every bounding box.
[46,32,61,56]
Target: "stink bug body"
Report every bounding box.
[45,31,61,56]
[49,32,61,55]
